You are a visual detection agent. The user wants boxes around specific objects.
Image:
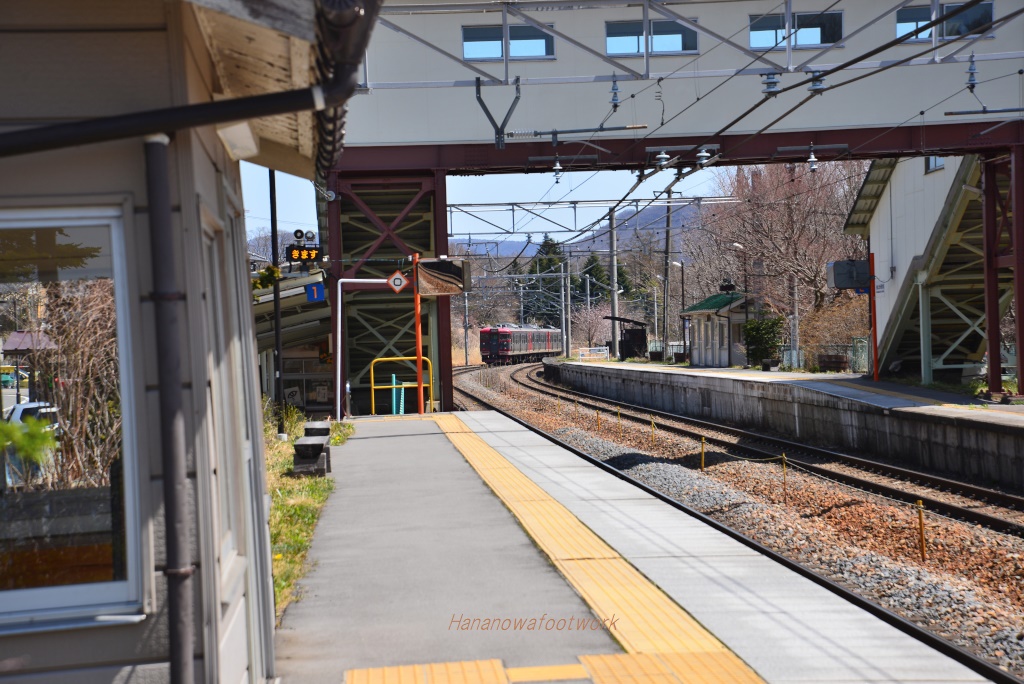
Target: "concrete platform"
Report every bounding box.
[274,411,993,684]
[273,416,619,683]
[552,361,1024,489]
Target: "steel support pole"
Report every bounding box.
[560,262,567,356]
[869,252,880,381]
[566,263,572,355]
[917,271,933,385]
[270,170,285,436]
[609,211,619,359]
[414,253,424,414]
[662,200,671,358]
[982,158,1003,393]
[1013,146,1024,386]
[463,292,470,366]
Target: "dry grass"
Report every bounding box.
[263,400,352,620]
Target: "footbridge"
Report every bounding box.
[323,0,1024,411]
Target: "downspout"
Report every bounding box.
[145,134,194,684]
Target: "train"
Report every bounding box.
[480,324,563,364]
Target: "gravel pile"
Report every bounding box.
[456,368,1024,678]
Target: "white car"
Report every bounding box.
[2,401,59,489]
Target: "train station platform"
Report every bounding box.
[273,411,989,684]
[551,361,1024,490]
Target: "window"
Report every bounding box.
[606,20,698,55]
[896,6,935,40]
[463,25,554,60]
[896,3,993,40]
[750,11,843,49]
[0,206,139,623]
[925,156,945,173]
[943,2,993,38]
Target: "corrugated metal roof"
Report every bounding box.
[844,158,898,238]
[683,292,745,314]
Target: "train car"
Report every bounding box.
[480,324,563,364]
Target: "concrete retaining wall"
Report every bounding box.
[547,361,1024,491]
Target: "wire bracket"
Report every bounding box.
[476,76,521,149]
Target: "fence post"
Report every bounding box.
[917,500,927,562]
[782,453,787,502]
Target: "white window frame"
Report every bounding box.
[605,19,699,56]
[896,2,995,41]
[462,24,556,62]
[0,205,141,627]
[925,155,946,173]
[750,11,844,50]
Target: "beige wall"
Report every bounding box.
[349,0,1024,146]
[0,2,270,682]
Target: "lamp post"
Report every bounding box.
[730,242,748,327]
[609,210,619,359]
[672,261,685,361]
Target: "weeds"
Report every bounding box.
[262,397,352,620]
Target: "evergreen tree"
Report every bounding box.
[580,254,610,305]
[524,235,565,327]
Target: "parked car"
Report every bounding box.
[2,402,59,490]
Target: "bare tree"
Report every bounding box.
[571,303,613,349]
[33,279,121,488]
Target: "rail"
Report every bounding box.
[369,356,434,415]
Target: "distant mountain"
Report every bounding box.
[449,238,539,259]
[568,202,700,252]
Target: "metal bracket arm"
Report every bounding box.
[476,77,521,149]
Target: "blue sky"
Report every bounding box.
[240,160,719,244]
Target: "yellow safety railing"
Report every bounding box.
[369,356,434,415]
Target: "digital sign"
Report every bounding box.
[288,244,321,264]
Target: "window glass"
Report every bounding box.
[750,14,786,49]
[925,156,945,173]
[943,2,993,38]
[0,211,130,606]
[896,6,934,39]
[751,12,842,48]
[794,11,842,46]
[606,20,698,55]
[463,25,554,60]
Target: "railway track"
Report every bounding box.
[450,365,1024,684]
[506,364,1024,538]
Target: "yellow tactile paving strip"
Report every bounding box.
[347,659,508,684]
[343,414,764,684]
[505,664,589,682]
[436,415,764,681]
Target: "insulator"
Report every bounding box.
[807,71,826,94]
[761,72,781,97]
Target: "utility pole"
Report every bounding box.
[585,276,591,309]
[609,210,619,359]
[662,192,672,359]
[792,274,800,368]
[559,262,568,356]
[270,169,285,438]
[566,262,572,355]
[463,291,469,366]
[518,283,524,325]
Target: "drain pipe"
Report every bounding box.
[145,134,194,684]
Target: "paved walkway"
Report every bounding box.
[275,412,993,684]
